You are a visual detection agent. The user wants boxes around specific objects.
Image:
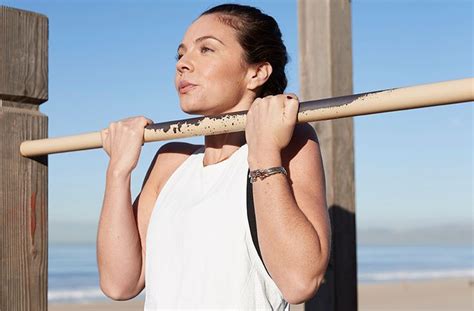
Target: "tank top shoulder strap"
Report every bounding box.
[192,144,205,154]
[246,169,270,276]
[157,143,203,192]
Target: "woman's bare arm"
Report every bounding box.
[248,123,331,304]
[97,136,199,300]
[97,166,144,300]
[96,116,154,300]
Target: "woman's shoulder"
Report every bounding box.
[155,141,202,172]
[292,123,319,144]
[157,141,202,159]
[282,123,319,160]
[144,142,202,189]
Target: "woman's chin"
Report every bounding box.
[180,98,231,116]
[180,102,205,115]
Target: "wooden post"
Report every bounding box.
[0,6,48,311]
[295,0,357,310]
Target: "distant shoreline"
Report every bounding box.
[49,222,473,246]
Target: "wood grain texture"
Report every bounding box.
[297,0,357,310]
[0,5,48,311]
[0,6,48,104]
[0,104,48,311]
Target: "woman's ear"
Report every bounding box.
[247,62,272,91]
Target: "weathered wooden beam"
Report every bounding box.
[0,6,48,311]
[297,0,356,310]
[18,78,473,157]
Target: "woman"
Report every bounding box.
[97,3,330,310]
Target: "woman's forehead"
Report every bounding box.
[181,14,237,46]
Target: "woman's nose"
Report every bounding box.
[176,54,193,74]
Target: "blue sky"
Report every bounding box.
[5,0,472,242]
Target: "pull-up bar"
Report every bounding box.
[20,77,473,157]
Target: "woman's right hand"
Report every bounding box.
[100,116,154,175]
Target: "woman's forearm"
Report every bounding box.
[249,153,327,302]
[97,166,143,299]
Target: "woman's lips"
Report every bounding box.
[179,84,197,94]
[178,81,197,94]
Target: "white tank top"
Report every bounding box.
[144,143,289,310]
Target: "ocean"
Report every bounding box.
[48,243,473,303]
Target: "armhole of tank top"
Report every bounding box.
[246,169,270,276]
[153,144,203,207]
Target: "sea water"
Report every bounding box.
[357,245,473,283]
[48,243,473,303]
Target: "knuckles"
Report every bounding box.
[250,94,299,113]
[254,94,299,106]
[107,116,150,133]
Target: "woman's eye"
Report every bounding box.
[201,47,213,54]
[175,47,213,61]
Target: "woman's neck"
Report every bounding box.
[202,132,246,166]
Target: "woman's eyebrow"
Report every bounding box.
[177,35,225,51]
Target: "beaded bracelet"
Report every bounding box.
[249,166,287,183]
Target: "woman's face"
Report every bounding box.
[175,14,252,116]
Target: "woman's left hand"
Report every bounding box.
[245,94,300,164]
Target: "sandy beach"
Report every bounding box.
[357,277,473,311]
[48,277,473,310]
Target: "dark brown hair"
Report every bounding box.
[201,4,288,97]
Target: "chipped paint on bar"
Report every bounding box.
[19,78,474,156]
